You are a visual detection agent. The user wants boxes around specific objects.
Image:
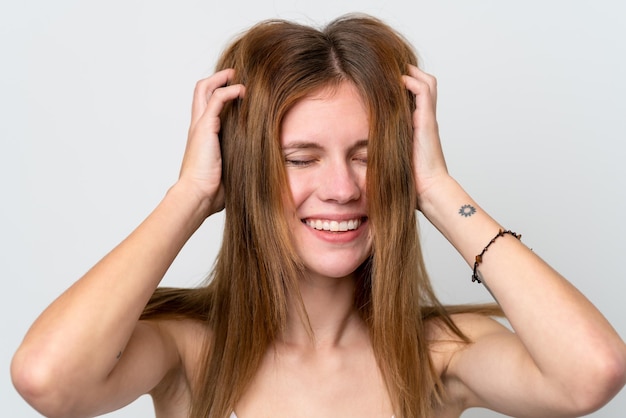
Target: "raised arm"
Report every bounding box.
[11,69,245,418]
[403,65,626,416]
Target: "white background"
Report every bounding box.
[2,1,625,416]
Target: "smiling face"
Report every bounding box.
[280,81,372,281]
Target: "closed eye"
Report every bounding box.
[352,151,368,165]
[284,158,316,167]
[353,156,368,164]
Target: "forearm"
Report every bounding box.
[14,182,210,386]
[421,176,626,398]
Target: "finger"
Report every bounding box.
[402,74,437,123]
[194,83,246,134]
[191,68,237,125]
[405,64,437,101]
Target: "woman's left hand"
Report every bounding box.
[402,69,626,418]
[402,65,449,210]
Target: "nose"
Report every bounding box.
[318,159,363,204]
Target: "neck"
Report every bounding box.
[282,272,364,349]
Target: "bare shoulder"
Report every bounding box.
[147,318,210,416]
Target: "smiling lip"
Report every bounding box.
[303,216,367,232]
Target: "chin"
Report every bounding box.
[300,253,370,281]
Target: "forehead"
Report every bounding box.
[280,82,369,143]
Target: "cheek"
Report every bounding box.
[359,168,367,189]
[285,172,313,209]
[356,168,368,201]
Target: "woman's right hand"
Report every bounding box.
[178,68,245,217]
[11,69,245,418]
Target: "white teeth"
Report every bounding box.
[305,218,362,232]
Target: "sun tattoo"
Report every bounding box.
[459,204,476,217]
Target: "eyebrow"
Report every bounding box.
[281,141,323,151]
[281,139,369,152]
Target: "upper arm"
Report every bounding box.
[13,320,182,418]
[440,314,580,417]
[69,320,182,417]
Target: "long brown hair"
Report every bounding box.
[141,14,499,417]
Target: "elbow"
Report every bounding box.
[11,347,78,418]
[565,343,626,415]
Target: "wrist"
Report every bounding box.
[417,176,503,266]
[417,174,461,220]
[165,181,216,224]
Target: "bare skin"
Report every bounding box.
[148,316,474,418]
[11,67,626,418]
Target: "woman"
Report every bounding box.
[11,14,626,418]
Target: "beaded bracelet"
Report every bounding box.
[472,229,522,283]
